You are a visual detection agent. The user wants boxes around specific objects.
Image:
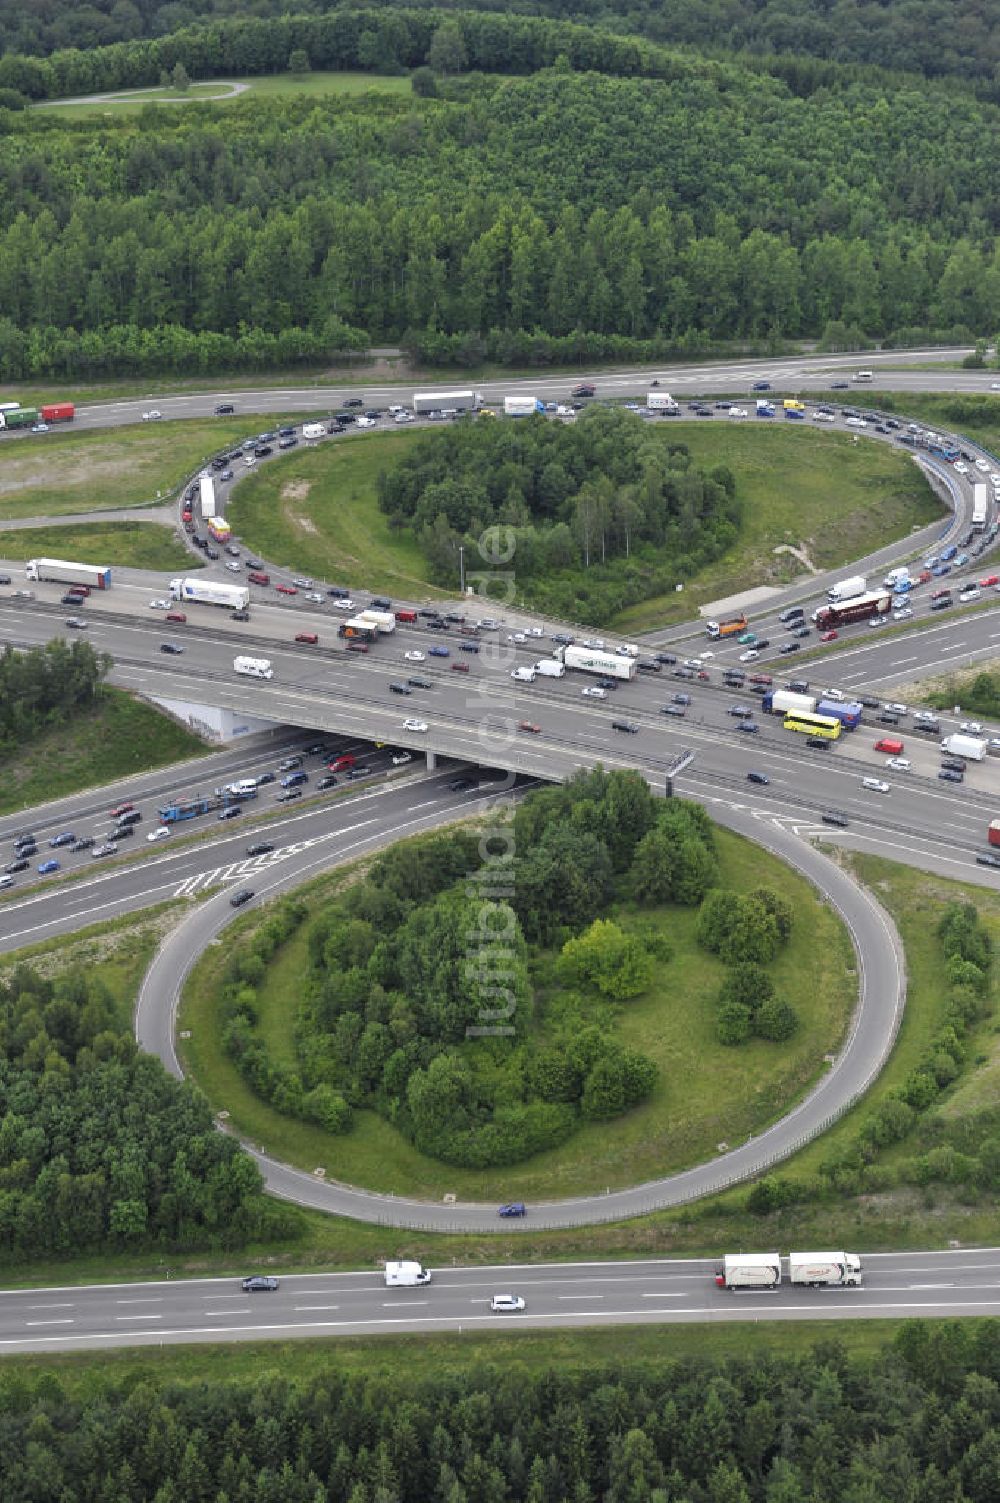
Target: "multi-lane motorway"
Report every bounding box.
[3,1248,1000,1353]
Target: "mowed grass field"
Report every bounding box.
[36,71,414,119]
[180,824,855,1201]
[0,521,190,571]
[0,418,277,520]
[227,420,942,624]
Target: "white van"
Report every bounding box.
[301,422,325,440]
[854,370,873,382]
[233,656,273,680]
[511,666,536,683]
[229,779,259,797]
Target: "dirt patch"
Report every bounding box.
[773,541,818,573]
[281,480,313,503]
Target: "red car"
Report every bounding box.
[917,569,932,584]
[820,629,838,642]
[748,673,772,685]
[328,754,355,772]
[165,611,187,623]
[276,583,298,595]
[451,661,470,672]
[931,587,952,600]
[979,574,1000,587]
[519,721,541,733]
[110,802,134,818]
[571,383,596,398]
[294,632,318,644]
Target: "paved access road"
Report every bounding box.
[2,1247,998,1353]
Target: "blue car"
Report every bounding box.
[428,645,450,657]
[498,1202,526,1218]
[49,831,75,847]
[941,544,958,562]
[281,770,309,788]
[954,553,970,567]
[38,859,61,875]
[736,721,760,734]
[751,381,771,391]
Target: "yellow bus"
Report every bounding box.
[783,710,842,740]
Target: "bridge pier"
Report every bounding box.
[426,749,437,770]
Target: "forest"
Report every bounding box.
[220,772,729,1169]
[377,409,742,620]
[0,640,110,755]
[3,1326,1000,1500]
[2,18,1000,377]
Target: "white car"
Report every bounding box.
[728,406,747,418]
[954,462,969,475]
[975,458,991,471]
[812,410,835,422]
[960,720,984,733]
[394,412,415,424]
[989,473,1000,485]
[402,718,428,733]
[527,626,544,637]
[958,587,980,602]
[141,409,162,421]
[581,638,605,650]
[391,751,413,765]
[739,649,760,662]
[822,688,844,701]
[147,826,171,842]
[225,561,241,573]
[31,422,49,433]
[355,416,376,428]
[699,650,714,660]
[305,591,323,603]
[244,454,256,466]
[149,598,169,609]
[581,686,607,698]
[885,702,907,715]
[845,416,867,428]
[507,632,527,644]
[862,778,890,793]
[992,383,1000,391]
[404,650,425,662]
[892,607,913,621]
[332,599,355,610]
[490,1294,526,1313]
[885,757,911,772]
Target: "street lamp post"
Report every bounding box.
[459,544,465,595]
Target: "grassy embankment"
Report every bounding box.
[228,423,941,618]
[0,522,190,571]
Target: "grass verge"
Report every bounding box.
[180,824,854,1200]
[0,522,190,571]
[37,71,415,118]
[0,689,207,816]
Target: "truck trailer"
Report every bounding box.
[715,1253,782,1289]
[812,590,891,629]
[199,473,216,521]
[705,614,748,639]
[972,483,989,531]
[0,407,39,429]
[941,733,987,762]
[40,403,75,422]
[556,645,637,680]
[763,690,817,716]
[357,609,396,634]
[826,575,867,602]
[413,390,484,414]
[504,396,545,417]
[815,698,863,730]
[788,1251,862,1287]
[169,577,250,610]
[384,1261,432,1287]
[25,559,111,589]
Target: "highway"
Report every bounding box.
[2,1247,999,1353]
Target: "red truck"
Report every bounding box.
[40,403,75,422]
[813,590,891,630]
[989,820,1000,848]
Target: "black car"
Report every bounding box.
[61,592,86,606]
[206,547,220,560]
[328,587,351,598]
[407,676,432,689]
[316,775,338,790]
[246,842,274,856]
[241,1275,279,1291]
[460,641,480,653]
[806,735,832,749]
[231,609,250,622]
[941,758,966,773]
[444,613,466,624]
[755,638,770,649]
[736,721,759,733]
[655,653,678,665]
[939,769,964,783]
[256,771,276,785]
[71,837,95,851]
[976,852,1000,868]
[912,721,941,735]
[674,666,695,679]
[821,811,849,827]
[877,712,900,726]
[371,596,392,609]
[230,889,255,908]
[112,824,134,839]
[611,720,639,733]
[279,756,303,771]
[278,437,297,449]
[779,642,800,655]
[5,859,28,874]
[787,680,810,693]
[246,559,264,571]
[790,625,811,638]
[448,777,474,791]
[390,683,412,695]
[778,607,804,624]
[426,618,447,629]
[254,445,273,458]
[160,642,184,654]
[931,598,952,611]
[859,695,881,709]
[278,426,295,438]
[595,677,618,691]
[214,403,235,415]
[637,660,662,673]
[747,771,770,785]
[344,397,364,408]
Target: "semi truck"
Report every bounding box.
[40,403,75,422]
[504,396,545,416]
[788,1251,862,1287]
[812,590,891,629]
[413,390,484,414]
[705,613,748,639]
[941,733,987,762]
[199,473,216,521]
[763,690,817,716]
[384,1261,432,1287]
[647,391,680,412]
[357,608,396,634]
[233,656,273,679]
[169,577,250,610]
[339,617,379,642]
[827,575,866,602]
[815,698,863,730]
[555,644,637,680]
[25,559,111,589]
[972,483,989,531]
[715,1253,781,1289]
[0,407,39,429]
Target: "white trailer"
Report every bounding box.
[827,575,866,602]
[504,395,544,416]
[972,483,989,531]
[199,473,216,522]
[940,733,987,762]
[302,422,325,440]
[715,1253,781,1289]
[384,1261,431,1287]
[767,690,817,716]
[233,656,273,680]
[357,608,396,634]
[25,558,111,589]
[647,392,680,412]
[788,1251,862,1287]
[412,390,484,414]
[170,577,250,610]
[557,645,637,680]
[534,659,566,677]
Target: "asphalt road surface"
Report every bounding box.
[2,1247,999,1353]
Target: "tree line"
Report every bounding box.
[220,771,721,1169]
[3,1326,1000,1499]
[1,44,1000,377]
[0,963,293,1259]
[377,408,742,621]
[0,640,110,757]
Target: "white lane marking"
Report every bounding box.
[116,1297,163,1305]
[294,1304,340,1312]
[116,1314,163,1321]
[940,641,968,653]
[558,1294,603,1300]
[382,1300,429,1307]
[25,1319,74,1326]
[28,1302,75,1310]
[641,1292,685,1298]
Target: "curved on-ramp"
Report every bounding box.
[135,792,905,1231]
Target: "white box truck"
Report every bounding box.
[233,656,273,680]
[384,1261,431,1287]
[302,422,325,440]
[940,733,987,761]
[170,577,250,611]
[647,391,680,412]
[715,1253,781,1289]
[883,566,910,589]
[413,390,483,414]
[557,645,637,680]
[788,1251,862,1287]
[504,396,544,416]
[827,575,866,602]
[535,660,566,678]
[357,608,396,634]
[766,690,817,716]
